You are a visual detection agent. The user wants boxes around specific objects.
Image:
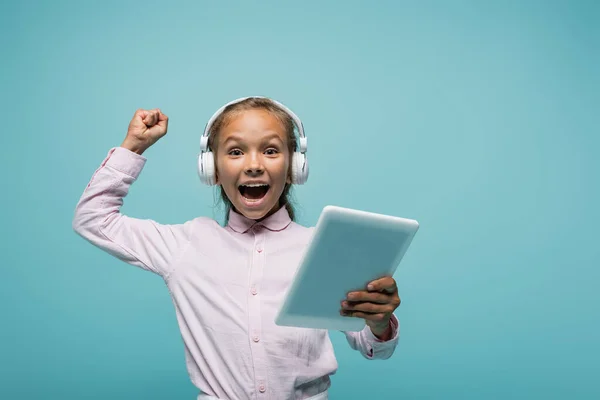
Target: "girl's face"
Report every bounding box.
[215,109,291,221]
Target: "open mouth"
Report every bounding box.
[238,184,270,202]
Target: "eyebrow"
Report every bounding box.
[223,133,284,146]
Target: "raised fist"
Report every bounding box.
[121,108,169,155]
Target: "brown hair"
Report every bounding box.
[207,97,298,226]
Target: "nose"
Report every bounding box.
[244,152,264,175]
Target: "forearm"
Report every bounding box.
[72,147,152,270]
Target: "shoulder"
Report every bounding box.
[286,221,316,243]
[178,215,222,235]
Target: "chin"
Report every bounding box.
[235,206,277,222]
[239,209,268,220]
[233,190,280,221]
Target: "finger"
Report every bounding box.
[341,310,387,322]
[346,291,390,304]
[157,109,169,126]
[144,110,158,126]
[141,110,151,122]
[135,109,149,121]
[342,301,393,314]
[368,276,397,294]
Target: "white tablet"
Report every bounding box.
[275,205,419,331]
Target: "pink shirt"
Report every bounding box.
[72,147,399,400]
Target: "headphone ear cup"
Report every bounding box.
[198,151,216,186]
[291,152,308,185]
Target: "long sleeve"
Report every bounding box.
[72,147,194,279]
[343,314,400,360]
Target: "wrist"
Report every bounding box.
[120,140,147,155]
[369,320,392,340]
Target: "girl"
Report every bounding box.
[72,96,401,400]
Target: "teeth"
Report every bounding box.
[242,183,268,187]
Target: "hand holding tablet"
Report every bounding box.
[275,205,419,331]
[341,275,401,339]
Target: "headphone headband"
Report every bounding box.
[200,96,306,153]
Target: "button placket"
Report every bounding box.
[248,226,268,396]
[254,226,263,252]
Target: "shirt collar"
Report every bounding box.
[227,204,292,233]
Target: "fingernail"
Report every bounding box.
[368,284,374,291]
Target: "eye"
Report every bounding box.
[228,149,242,156]
[265,148,279,155]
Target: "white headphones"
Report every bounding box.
[197,96,309,186]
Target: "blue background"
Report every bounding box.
[2,0,598,398]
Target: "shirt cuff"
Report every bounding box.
[104,147,147,179]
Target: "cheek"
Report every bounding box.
[215,158,234,179]
[274,156,290,173]
[269,161,289,183]
[215,160,232,187]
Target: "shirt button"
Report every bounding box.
[259,384,266,392]
[253,335,260,342]
[256,247,263,253]
[251,286,258,295]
